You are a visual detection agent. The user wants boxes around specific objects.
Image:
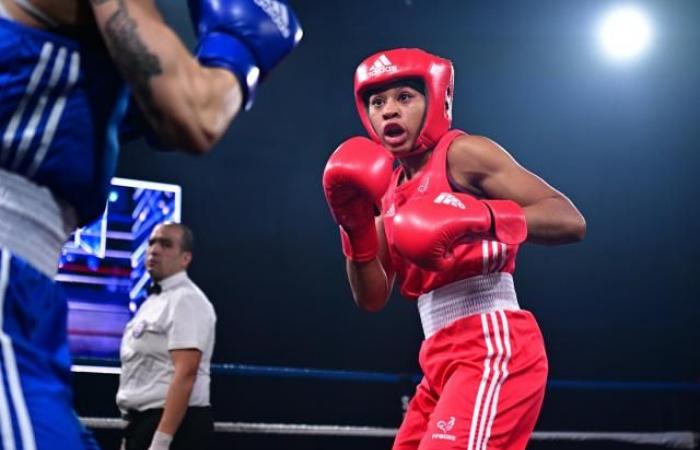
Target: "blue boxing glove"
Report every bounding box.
[188,0,303,110]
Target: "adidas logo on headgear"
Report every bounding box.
[368,54,398,77]
[433,193,465,209]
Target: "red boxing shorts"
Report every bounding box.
[393,309,548,450]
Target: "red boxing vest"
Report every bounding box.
[381,130,521,300]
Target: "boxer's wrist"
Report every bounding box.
[482,199,527,245]
[340,225,378,262]
[195,33,259,110]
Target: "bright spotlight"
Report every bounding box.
[598,5,653,61]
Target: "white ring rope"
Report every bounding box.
[79,417,698,449]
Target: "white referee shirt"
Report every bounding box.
[116,271,216,414]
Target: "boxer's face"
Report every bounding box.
[367,84,426,154]
[146,224,191,281]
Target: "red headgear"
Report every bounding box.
[354,48,454,153]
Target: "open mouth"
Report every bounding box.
[383,123,406,137]
[382,123,408,146]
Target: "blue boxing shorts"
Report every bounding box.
[0,250,95,450]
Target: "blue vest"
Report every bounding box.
[0,18,128,225]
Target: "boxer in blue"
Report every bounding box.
[0,0,302,448]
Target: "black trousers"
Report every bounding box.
[123,406,214,450]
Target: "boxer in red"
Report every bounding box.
[322,48,586,450]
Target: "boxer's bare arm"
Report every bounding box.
[346,217,395,312]
[90,0,241,153]
[1,0,242,152]
[448,135,586,244]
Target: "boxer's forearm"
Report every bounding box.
[346,259,391,312]
[524,196,586,245]
[90,0,242,153]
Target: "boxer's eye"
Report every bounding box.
[398,92,414,102]
[370,97,385,108]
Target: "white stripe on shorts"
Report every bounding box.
[467,311,511,450]
[0,250,37,450]
[0,251,16,450]
[475,312,502,450]
[481,310,512,449]
[467,313,495,450]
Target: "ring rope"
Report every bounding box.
[79,417,698,449]
[72,359,700,393]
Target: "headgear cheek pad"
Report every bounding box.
[354,48,454,154]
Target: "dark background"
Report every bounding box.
[76,0,700,448]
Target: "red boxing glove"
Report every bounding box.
[322,137,394,262]
[481,199,528,245]
[393,192,527,271]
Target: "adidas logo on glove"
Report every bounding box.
[368,54,398,77]
[254,0,291,38]
[433,193,465,210]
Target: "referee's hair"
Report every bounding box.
[160,221,194,254]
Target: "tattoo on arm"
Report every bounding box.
[103,0,162,116]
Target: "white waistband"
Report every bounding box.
[417,273,520,339]
[0,168,77,277]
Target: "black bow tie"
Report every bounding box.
[147,282,162,296]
